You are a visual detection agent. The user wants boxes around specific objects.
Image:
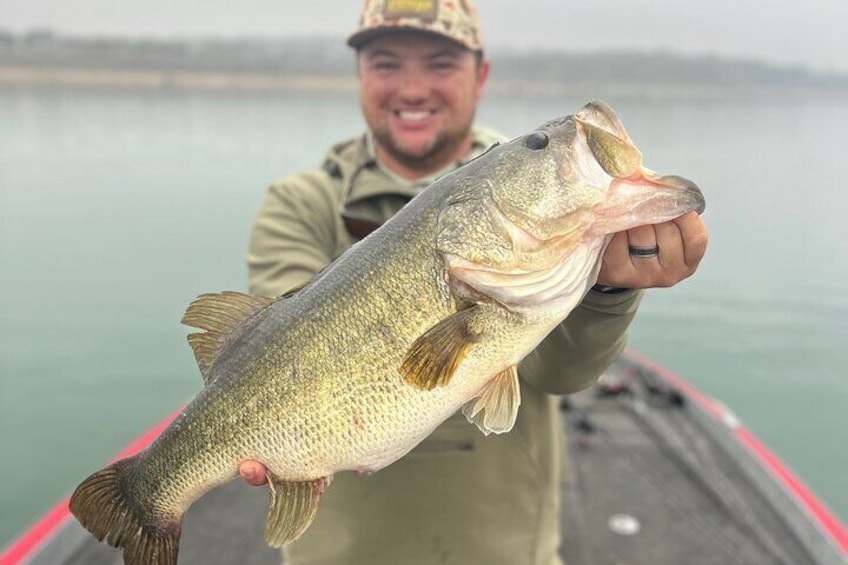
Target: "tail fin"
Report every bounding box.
[69,456,182,565]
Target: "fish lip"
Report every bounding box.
[644,172,706,214]
[574,100,634,144]
[589,169,706,236]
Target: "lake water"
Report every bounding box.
[1,86,846,547]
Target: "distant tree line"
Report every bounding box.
[1,29,846,90]
[490,49,847,89]
[0,29,354,74]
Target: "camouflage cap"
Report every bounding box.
[347,0,483,52]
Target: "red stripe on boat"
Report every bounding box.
[0,407,183,565]
[625,349,848,555]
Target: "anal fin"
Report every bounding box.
[265,474,331,547]
[462,365,521,435]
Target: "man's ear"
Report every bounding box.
[475,57,490,100]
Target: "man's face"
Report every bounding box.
[357,32,489,178]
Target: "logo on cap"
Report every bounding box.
[384,0,437,20]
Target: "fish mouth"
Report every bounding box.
[590,170,706,236]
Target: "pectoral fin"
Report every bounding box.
[265,474,331,547]
[462,366,521,435]
[401,307,483,391]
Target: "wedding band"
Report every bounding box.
[628,245,659,258]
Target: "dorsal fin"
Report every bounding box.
[181,291,274,383]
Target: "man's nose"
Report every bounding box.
[398,69,429,101]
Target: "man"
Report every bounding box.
[242,1,708,564]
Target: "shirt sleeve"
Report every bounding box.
[518,289,643,394]
[248,173,339,298]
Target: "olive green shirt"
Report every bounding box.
[248,129,642,565]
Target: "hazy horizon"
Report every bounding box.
[3,0,848,75]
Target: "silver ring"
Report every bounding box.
[629,245,659,258]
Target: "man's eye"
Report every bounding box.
[373,61,399,71]
[431,62,455,71]
[525,132,550,150]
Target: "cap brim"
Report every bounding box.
[347,26,474,51]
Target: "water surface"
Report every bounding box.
[1,87,846,546]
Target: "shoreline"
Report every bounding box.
[1,64,846,100]
[0,64,359,93]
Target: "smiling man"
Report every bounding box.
[356,30,489,177]
[244,1,707,564]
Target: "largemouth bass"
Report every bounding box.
[70,101,705,565]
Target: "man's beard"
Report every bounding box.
[372,126,471,174]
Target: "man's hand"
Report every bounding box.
[596,212,708,289]
[239,460,268,486]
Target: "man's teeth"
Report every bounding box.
[398,111,431,122]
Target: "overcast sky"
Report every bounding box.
[3,0,848,74]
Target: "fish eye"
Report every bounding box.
[525,132,549,150]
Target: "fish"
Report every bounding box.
[69,100,705,565]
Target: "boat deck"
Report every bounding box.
[559,368,814,565]
[18,355,843,564]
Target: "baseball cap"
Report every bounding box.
[347,0,483,52]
